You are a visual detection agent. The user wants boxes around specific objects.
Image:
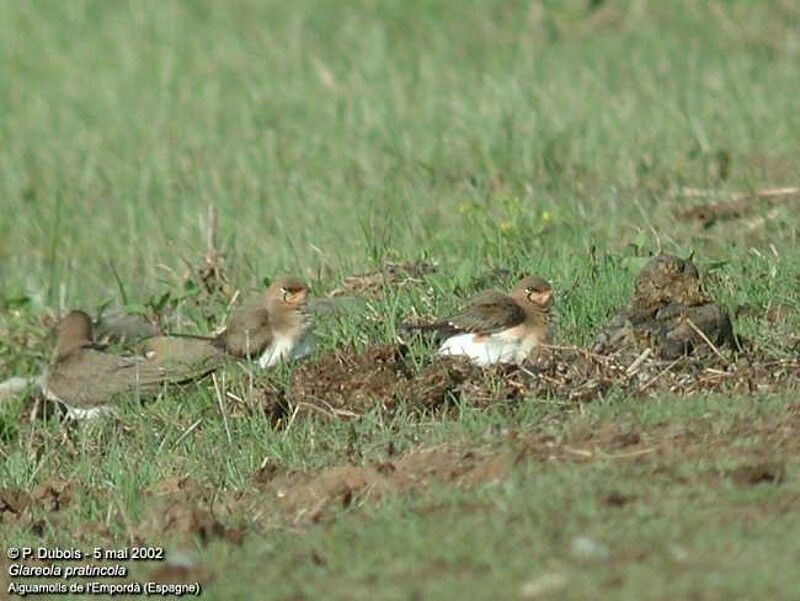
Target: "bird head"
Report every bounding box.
[266,275,309,308]
[633,255,705,308]
[638,255,698,284]
[53,310,94,359]
[512,276,554,309]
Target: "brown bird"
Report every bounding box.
[220,275,314,367]
[145,275,314,373]
[628,254,707,323]
[592,254,738,359]
[41,311,168,419]
[94,305,160,344]
[407,276,555,365]
[656,301,737,359]
[142,334,227,382]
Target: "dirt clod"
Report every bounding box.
[0,488,29,522]
[282,344,412,417]
[409,357,488,409]
[602,491,635,508]
[253,460,286,485]
[330,261,436,299]
[143,501,243,546]
[34,480,72,512]
[728,462,786,487]
[262,340,800,426]
[252,445,515,523]
[140,477,244,546]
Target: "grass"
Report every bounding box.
[1,0,799,598]
[212,397,800,601]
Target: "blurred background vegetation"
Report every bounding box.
[1,0,797,310]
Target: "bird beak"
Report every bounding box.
[529,290,553,306]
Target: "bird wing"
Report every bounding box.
[95,306,160,342]
[441,291,526,335]
[219,296,274,359]
[45,350,167,408]
[144,335,226,382]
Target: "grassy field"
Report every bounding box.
[1,0,800,599]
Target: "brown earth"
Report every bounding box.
[245,407,800,526]
[675,186,800,228]
[262,345,520,422]
[3,403,799,549]
[149,561,214,588]
[259,341,799,425]
[329,261,436,299]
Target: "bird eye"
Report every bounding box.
[525,287,533,294]
[281,287,289,301]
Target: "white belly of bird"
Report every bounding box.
[438,331,533,366]
[64,404,115,420]
[40,380,114,421]
[257,334,314,369]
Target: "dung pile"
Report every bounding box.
[410,358,519,410]
[261,342,800,425]
[259,346,525,419]
[626,352,800,396]
[593,255,739,360]
[517,346,800,400]
[270,344,414,418]
[517,347,630,402]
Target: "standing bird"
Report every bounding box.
[42,311,168,419]
[144,275,314,374]
[406,276,555,366]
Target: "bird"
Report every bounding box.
[41,311,169,419]
[656,301,737,359]
[627,254,707,324]
[142,334,227,382]
[592,254,738,358]
[145,275,314,373]
[219,275,314,368]
[593,254,703,353]
[94,305,160,344]
[405,275,555,366]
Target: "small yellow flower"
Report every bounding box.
[458,202,471,214]
[498,221,514,232]
[541,210,553,223]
